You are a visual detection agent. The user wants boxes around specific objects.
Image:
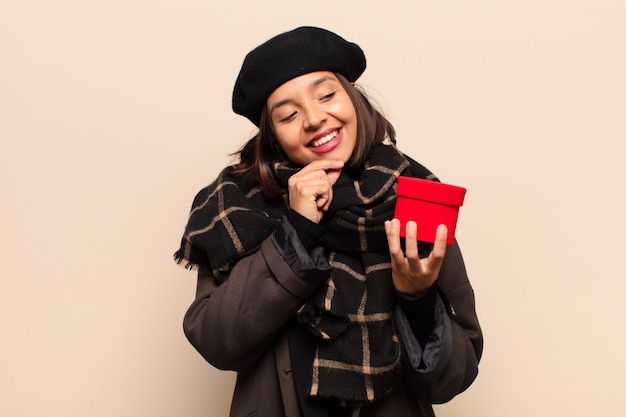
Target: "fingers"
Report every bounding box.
[384,219,403,260]
[385,219,448,297]
[298,159,344,176]
[291,160,343,187]
[288,160,343,223]
[403,221,421,272]
[292,168,333,210]
[326,168,342,185]
[430,224,448,261]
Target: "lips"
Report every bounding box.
[307,128,343,154]
[308,129,340,148]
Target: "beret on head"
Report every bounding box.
[232,26,367,126]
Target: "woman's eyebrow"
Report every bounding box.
[269,98,292,114]
[311,75,334,87]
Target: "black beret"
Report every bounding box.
[232,26,367,126]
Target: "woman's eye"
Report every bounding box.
[278,111,297,123]
[320,91,336,101]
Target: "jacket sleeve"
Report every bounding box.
[182,217,330,372]
[402,240,483,404]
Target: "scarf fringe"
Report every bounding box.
[173,252,199,271]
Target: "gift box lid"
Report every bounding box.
[396,176,466,207]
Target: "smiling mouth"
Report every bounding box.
[309,129,339,147]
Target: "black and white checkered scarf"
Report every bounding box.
[174,143,436,407]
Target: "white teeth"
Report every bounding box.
[310,130,339,147]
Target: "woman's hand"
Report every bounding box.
[288,160,344,224]
[384,219,448,298]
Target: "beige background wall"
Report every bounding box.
[2,1,625,416]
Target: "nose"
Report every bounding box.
[302,102,326,130]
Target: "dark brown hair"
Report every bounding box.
[230,73,396,197]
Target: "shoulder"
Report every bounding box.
[190,165,261,204]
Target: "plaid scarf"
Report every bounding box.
[174,143,437,407]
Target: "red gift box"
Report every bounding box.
[394,177,466,245]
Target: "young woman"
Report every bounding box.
[174,26,482,417]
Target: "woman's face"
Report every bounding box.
[266,71,357,166]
